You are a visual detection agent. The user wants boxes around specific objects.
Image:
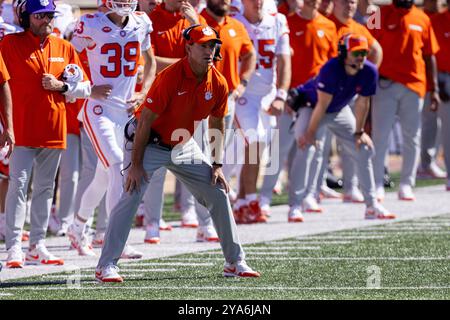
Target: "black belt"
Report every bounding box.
[148,130,174,151]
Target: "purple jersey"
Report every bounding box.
[296,57,378,113]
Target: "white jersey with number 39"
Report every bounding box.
[71,12,152,110]
[235,13,290,97]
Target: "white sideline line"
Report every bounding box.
[42,273,148,279]
[296,236,385,240]
[0,293,14,296]
[119,262,214,267]
[195,251,291,256]
[3,286,450,292]
[157,256,450,261]
[267,241,353,245]
[332,231,448,235]
[244,246,321,250]
[365,227,446,231]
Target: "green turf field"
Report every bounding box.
[1,213,449,300]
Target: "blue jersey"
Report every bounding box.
[296,57,378,113]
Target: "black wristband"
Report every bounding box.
[212,162,223,167]
[61,83,69,93]
[240,79,248,87]
[354,130,364,137]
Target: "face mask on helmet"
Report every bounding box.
[393,0,414,9]
[105,0,138,16]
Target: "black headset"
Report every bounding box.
[338,33,351,62]
[15,0,30,29]
[182,24,222,61]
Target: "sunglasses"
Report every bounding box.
[33,12,56,20]
[351,50,368,58]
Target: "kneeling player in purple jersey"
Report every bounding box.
[288,33,396,221]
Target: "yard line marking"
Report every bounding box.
[0,293,14,296]
[3,286,450,291]
[266,241,353,245]
[296,236,385,240]
[194,251,291,256]
[158,256,450,261]
[119,262,214,267]
[244,246,321,251]
[365,227,446,231]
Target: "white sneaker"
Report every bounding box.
[144,223,160,244]
[303,194,323,213]
[398,184,415,201]
[120,244,143,259]
[343,187,365,203]
[259,196,271,217]
[92,231,105,248]
[95,265,123,283]
[25,244,64,265]
[320,185,343,199]
[181,207,198,228]
[365,204,396,220]
[6,246,24,268]
[159,218,172,231]
[0,214,5,241]
[196,225,219,242]
[288,206,304,223]
[260,203,271,217]
[417,163,447,179]
[223,260,260,277]
[56,222,69,237]
[67,223,96,256]
[273,179,283,195]
[376,185,385,202]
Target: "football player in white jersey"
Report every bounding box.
[232,0,291,224]
[67,0,156,256]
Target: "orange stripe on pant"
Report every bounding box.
[83,104,110,168]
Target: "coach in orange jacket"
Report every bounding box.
[1,0,90,268]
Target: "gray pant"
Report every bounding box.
[98,139,244,268]
[58,133,80,225]
[372,80,424,187]
[178,118,217,227]
[5,147,62,249]
[290,106,377,207]
[142,167,166,226]
[73,128,108,232]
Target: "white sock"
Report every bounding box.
[234,199,247,210]
[245,193,258,203]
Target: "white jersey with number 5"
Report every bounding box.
[71,12,152,110]
[234,13,290,97]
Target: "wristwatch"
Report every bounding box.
[240,79,248,87]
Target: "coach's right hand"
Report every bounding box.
[124,164,149,194]
[297,130,315,150]
[91,84,113,100]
